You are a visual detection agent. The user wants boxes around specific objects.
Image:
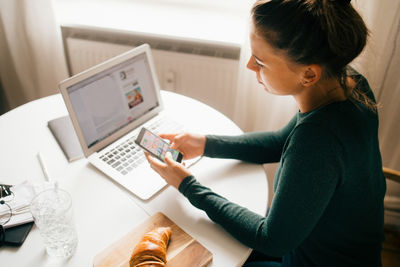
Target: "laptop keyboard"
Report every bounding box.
[99,116,184,175]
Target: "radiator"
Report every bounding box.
[62,26,241,118]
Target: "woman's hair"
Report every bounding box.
[251,0,376,110]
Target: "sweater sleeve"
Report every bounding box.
[203,115,297,164]
[179,123,344,257]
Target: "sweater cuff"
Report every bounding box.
[204,135,219,157]
[178,175,197,195]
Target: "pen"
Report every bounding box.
[37,152,51,182]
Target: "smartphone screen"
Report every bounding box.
[135,128,183,162]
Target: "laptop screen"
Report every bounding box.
[66,53,159,148]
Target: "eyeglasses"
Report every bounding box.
[0,184,14,246]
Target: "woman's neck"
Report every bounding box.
[294,78,350,113]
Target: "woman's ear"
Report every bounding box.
[301,65,322,87]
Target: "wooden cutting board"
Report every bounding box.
[93,212,213,267]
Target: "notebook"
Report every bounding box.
[59,44,183,200]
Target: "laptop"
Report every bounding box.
[59,44,183,200]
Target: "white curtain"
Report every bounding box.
[0,0,68,110]
[233,0,400,221]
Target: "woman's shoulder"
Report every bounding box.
[297,98,375,129]
[294,99,378,153]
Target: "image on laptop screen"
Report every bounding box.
[66,53,159,148]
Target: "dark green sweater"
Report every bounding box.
[178,71,386,266]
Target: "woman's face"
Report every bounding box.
[247,25,304,96]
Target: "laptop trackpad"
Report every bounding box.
[124,166,167,200]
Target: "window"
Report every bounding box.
[53,0,253,45]
[54,0,252,12]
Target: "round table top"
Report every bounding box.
[0,91,268,267]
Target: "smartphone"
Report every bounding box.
[135,127,183,163]
[3,222,34,247]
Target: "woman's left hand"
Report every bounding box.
[145,151,192,189]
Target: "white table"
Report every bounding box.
[0,91,268,267]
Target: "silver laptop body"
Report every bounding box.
[59,44,177,200]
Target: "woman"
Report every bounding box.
[145,0,386,266]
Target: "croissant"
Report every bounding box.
[129,227,172,267]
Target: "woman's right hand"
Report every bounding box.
[159,133,206,160]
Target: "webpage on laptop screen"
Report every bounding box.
[67,54,159,148]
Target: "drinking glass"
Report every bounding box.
[30,188,78,258]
